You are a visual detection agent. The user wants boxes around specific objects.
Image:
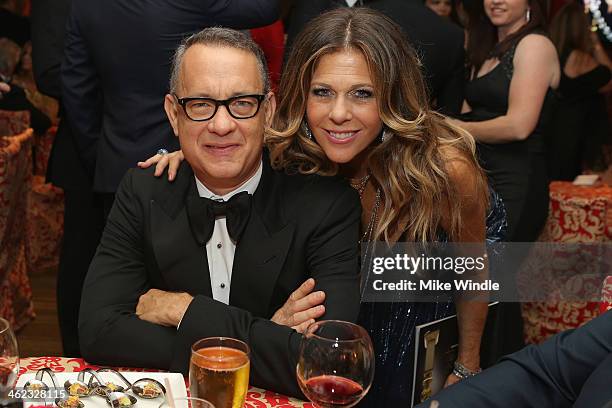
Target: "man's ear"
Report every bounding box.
[164,94,180,137]
[264,92,277,129]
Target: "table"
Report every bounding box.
[522,181,612,344]
[18,357,312,408]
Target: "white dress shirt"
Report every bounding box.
[346,0,359,6]
[194,161,262,305]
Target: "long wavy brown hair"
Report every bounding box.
[267,7,488,242]
[466,0,546,74]
[549,3,593,62]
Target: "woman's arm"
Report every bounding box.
[451,34,559,143]
[441,154,489,386]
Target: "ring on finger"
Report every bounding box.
[157,148,169,156]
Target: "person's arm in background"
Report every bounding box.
[31,0,71,99]
[449,34,559,143]
[60,0,102,177]
[589,33,612,93]
[0,81,9,95]
[0,83,51,133]
[416,311,612,408]
[437,31,466,116]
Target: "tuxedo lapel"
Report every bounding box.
[150,163,212,297]
[230,157,296,317]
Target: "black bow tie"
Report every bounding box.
[186,191,252,245]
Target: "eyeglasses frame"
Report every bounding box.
[173,93,267,122]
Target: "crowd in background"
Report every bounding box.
[1,0,612,405]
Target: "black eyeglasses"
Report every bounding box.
[174,94,267,121]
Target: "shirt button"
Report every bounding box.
[220,283,226,289]
[217,243,222,249]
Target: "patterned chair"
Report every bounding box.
[522,181,612,343]
[0,110,64,275]
[0,110,30,135]
[0,129,36,331]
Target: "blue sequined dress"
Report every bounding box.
[357,189,507,406]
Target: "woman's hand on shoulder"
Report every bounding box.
[137,149,184,181]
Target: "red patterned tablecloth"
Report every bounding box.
[522,181,612,344]
[18,357,312,408]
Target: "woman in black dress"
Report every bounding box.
[548,3,612,180]
[450,0,559,243]
[448,0,560,355]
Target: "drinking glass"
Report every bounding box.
[297,320,374,408]
[0,318,19,399]
[189,337,249,408]
[159,397,215,408]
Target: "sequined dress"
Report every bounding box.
[357,189,507,406]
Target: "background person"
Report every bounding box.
[548,3,612,180]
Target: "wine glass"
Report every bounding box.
[297,320,374,408]
[0,318,19,399]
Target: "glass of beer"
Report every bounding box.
[159,397,215,408]
[189,337,250,408]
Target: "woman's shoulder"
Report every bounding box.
[439,145,482,193]
[515,33,557,57]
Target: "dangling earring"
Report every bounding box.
[525,8,531,22]
[380,128,392,143]
[302,120,314,140]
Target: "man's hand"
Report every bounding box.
[271,278,325,333]
[136,289,193,327]
[0,82,10,100]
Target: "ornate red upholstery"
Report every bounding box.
[34,126,57,176]
[0,110,30,136]
[0,129,36,331]
[27,175,64,274]
[522,181,612,344]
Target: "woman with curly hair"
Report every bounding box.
[267,7,500,404]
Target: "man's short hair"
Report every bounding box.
[169,27,270,94]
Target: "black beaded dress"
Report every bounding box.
[357,190,507,406]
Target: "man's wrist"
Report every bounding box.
[456,353,480,371]
[171,293,194,327]
[452,360,481,379]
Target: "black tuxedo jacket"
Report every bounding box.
[284,0,465,114]
[416,310,612,408]
[61,0,279,192]
[79,158,361,397]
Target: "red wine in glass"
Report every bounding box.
[297,320,374,408]
[299,375,365,407]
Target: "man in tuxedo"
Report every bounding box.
[61,0,280,211]
[284,0,465,114]
[79,28,361,398]
[417,310,612,408]
[37,0,278,357]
